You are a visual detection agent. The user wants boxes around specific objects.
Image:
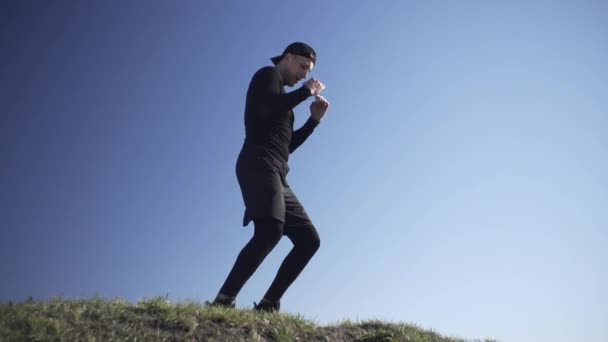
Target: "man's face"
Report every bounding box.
[285,53,314,86]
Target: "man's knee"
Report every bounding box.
[253,218,284,245]
[305,224,321,253]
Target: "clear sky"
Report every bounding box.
[3,1,607,341]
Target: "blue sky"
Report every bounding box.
[3,1,607,341]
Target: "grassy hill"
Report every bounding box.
[0,296,497,341]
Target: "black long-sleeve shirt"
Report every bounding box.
[242,66,319,164]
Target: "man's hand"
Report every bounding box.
[304,78,325,96]
[310,95,329,122]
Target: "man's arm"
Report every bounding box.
[289,95,330,153]
[289,117,319,153]
[253,67,311,117]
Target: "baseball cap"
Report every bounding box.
[270,42,317,65]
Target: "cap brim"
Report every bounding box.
[270,55,282,65]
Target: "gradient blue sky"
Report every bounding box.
[3,1,607,341]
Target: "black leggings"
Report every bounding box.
[219,218,320,302]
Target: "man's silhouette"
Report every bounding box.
[210,42,329,312]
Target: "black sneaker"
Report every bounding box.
[205,295,236,309]
[253,298,280,312]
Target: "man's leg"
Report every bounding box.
[261,223,320,304]
[258,187,320,308]
[215,218,284,302]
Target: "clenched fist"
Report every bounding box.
[304,78,325,96]
[310,95,330,122]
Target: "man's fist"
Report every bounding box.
[310,95,330,122]
[304,78,325,96]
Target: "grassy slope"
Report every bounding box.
[0,296,497,342]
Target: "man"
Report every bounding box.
[209,42,329,312]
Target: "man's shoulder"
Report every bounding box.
[253,65,279,79]
[248,66,281,90]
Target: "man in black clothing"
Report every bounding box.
[210,42,329,312]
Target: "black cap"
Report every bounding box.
[271,42,317,65]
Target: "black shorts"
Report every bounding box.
[236,151,312,228]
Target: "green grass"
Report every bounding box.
[0,296,498,341]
